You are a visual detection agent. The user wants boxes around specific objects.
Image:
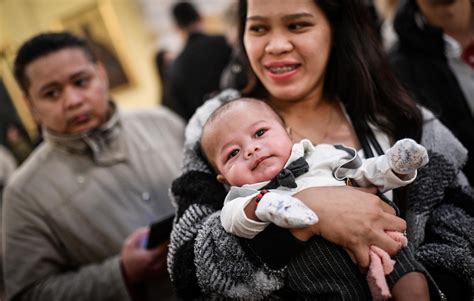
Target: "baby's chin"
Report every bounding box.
[253,164,285,184]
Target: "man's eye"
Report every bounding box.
[75,77,89,87]
[256,129,266,137]
[44,89,59,99]
[228,149,239,159]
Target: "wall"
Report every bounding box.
[0,0,160,111]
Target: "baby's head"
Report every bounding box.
[201,98,293,187]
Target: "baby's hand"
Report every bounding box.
[255,192,318,228]
[386,138,429,175]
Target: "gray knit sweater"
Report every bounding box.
[168,90,473,300]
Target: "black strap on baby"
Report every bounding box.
[351,119,401,216]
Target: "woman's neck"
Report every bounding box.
[268,95,359,148]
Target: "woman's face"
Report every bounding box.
[243,0,332,103]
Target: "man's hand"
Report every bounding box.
[121,227,169,284]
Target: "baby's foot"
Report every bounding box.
[386,138,429,175]
[255,192,318,228]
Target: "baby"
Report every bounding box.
[200,98,429,300]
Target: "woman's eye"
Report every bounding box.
[256,129,266,137]
[228,149,239,159]
[289,22,309,31]
[248,24,267,34]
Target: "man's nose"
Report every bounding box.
[63,87,84,110]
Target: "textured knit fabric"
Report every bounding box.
[390,0,474,184]
[3,104,185,301]
[168,90,473,300]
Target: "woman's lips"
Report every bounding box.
[265,63,300,80]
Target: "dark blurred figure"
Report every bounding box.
[0,145,16,200]
[219,2,249,91]
[390,0,474,185]
[154,48,175,109]
[168,1,232,121]
[4,122,35,164]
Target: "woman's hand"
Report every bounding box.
[291,186,406,269]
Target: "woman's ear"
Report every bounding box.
[216,174,229,185]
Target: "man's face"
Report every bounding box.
[25,47,110,135]
[416,0,472,36]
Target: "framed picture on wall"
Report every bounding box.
[52,0,136,92]
[0,49,39,159]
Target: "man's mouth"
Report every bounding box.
[71,113,91,126]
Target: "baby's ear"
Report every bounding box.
[216,174,229,185]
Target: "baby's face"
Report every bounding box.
[203,101,293,187]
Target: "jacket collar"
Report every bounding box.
[43,101,128,165]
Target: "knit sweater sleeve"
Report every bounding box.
[405,108,473,294]
[166,91,304,299]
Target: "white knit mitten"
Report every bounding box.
[386,138,429,175]
[255,192,318,228]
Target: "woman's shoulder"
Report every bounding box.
[420,106,468,171]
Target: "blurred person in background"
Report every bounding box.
[0,145,17,300]
[219,2,249,91]
[2,32,185,301]
[374,0,401,50]
[4,122,35,164]
[167,1,232,121]
[390,0,474,186]
[155,48,177,113]
[0,144,16,201]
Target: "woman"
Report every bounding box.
[168,0,472,299]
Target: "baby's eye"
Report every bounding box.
[228,149,239,159]
[255,129,266,137]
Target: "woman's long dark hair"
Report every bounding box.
[237,0,422,142]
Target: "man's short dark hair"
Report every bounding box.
[14,32,97,93]
[171,2,201,29]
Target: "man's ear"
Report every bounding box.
[216,174,229,185]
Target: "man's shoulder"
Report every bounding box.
[123,106,183,123]
[120,107,185,138]
[6,143,57,192]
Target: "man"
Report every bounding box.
[2,32,185,300]
[390,0,474,184]
[166,1,232,121]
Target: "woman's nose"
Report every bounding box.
[265,33,293,55]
